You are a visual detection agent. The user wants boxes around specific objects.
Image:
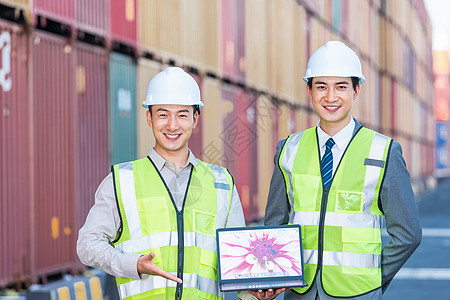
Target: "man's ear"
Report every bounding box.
[307,84,313,98]
[353,84,361,99]
[146,109,153,128]
[192,110,199,129]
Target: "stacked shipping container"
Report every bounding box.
[0,0,436,287]
[433,50,450,174]
[0,18,30,287]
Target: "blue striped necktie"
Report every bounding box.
[321,138,335,189]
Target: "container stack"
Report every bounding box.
[0,0,435,288]
[433,50,450,176]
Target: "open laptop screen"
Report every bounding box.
[216,225,307,291]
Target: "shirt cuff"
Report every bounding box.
[120,253,143,280]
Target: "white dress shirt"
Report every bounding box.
[317,117,355,176]
[77,148,246,280]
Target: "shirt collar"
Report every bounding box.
[317,117,355,150]
[148,148,198,171]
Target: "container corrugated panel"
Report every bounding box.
[137,0,158,52]
[0,0,32,22]
[221,0,245,82]
[331,0,340,31]
[138,0,181,58]
[426,143,435,175]
[31,30,76,277]
[410,140,419,178]
[293,5,308,106]
[369,7,380,69]
[109,52,137,165]
[413,100,422,152]
[76,0,109,37]
[416,63,426,102]
[264,0,276,92]
[347,0,360,48]
[272,0,296,103]
[33,0,75,26]
[181,0,219,73]
[0,19,30,287]
[110,0,137,48]
[187,72,203,156]
[201,0,219,72]
[200,77,224,165]
[221,84,258,222]
[396,135,411,173]
[379,74,391,134]
[378,17,387,73]
[301,0,325,17]
[295,109,309,133]
[255,95,275,219]
[160,0,181,57]
[74,42,109,243]
[309,17,326,62]
[340,0,349,39]
[323,0,332,24]
[136,58,159,158]
[277,105,291,142]
[245,0,268,90]
[359,0,370,56]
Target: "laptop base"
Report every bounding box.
[220,279,308,292]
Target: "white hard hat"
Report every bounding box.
[142,67,204,109]
[303,41,365,84]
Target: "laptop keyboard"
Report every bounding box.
[221,279,306,291]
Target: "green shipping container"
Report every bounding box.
[109,52,137,165]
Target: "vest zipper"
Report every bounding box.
[176,210,184,299]
[146,158,193,299]
[317,187,330,272]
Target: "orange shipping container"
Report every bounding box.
[245,0,269,90]
[181,0,219,73]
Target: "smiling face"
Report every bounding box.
[307,76,360,136]
[146,104,198,159]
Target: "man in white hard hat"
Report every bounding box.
[77,67,246,299]
[263,41,421,299]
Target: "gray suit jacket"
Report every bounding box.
[264,119,422,299]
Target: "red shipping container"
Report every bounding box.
[33,0,75,27]
[110,0,137,49]
[74,42,109,250]
[30,30,77,279]
[221,84,259,222]
[221,0,246,82]
[0,19,31,287]
[76,0,110,37]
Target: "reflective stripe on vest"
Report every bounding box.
[112,157,232,299]
[119,273,219,300]
[279,126,391,297]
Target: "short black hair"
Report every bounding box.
[148,105,200,116]
[307,77,360,92]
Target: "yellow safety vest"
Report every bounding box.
[279,126,391,297]
[111,157,234,299]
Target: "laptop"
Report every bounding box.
[216,224,307,292]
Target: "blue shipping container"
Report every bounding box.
[109,52,137,165]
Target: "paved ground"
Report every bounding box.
[226,178,450,299]
[382,178,450,299]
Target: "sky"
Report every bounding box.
[424,0,450,52]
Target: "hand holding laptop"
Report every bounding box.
[216,225,307,293]
[137,252,183,283]
[249,287,289,299]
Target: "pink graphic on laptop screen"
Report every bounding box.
[219,228,302,280]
